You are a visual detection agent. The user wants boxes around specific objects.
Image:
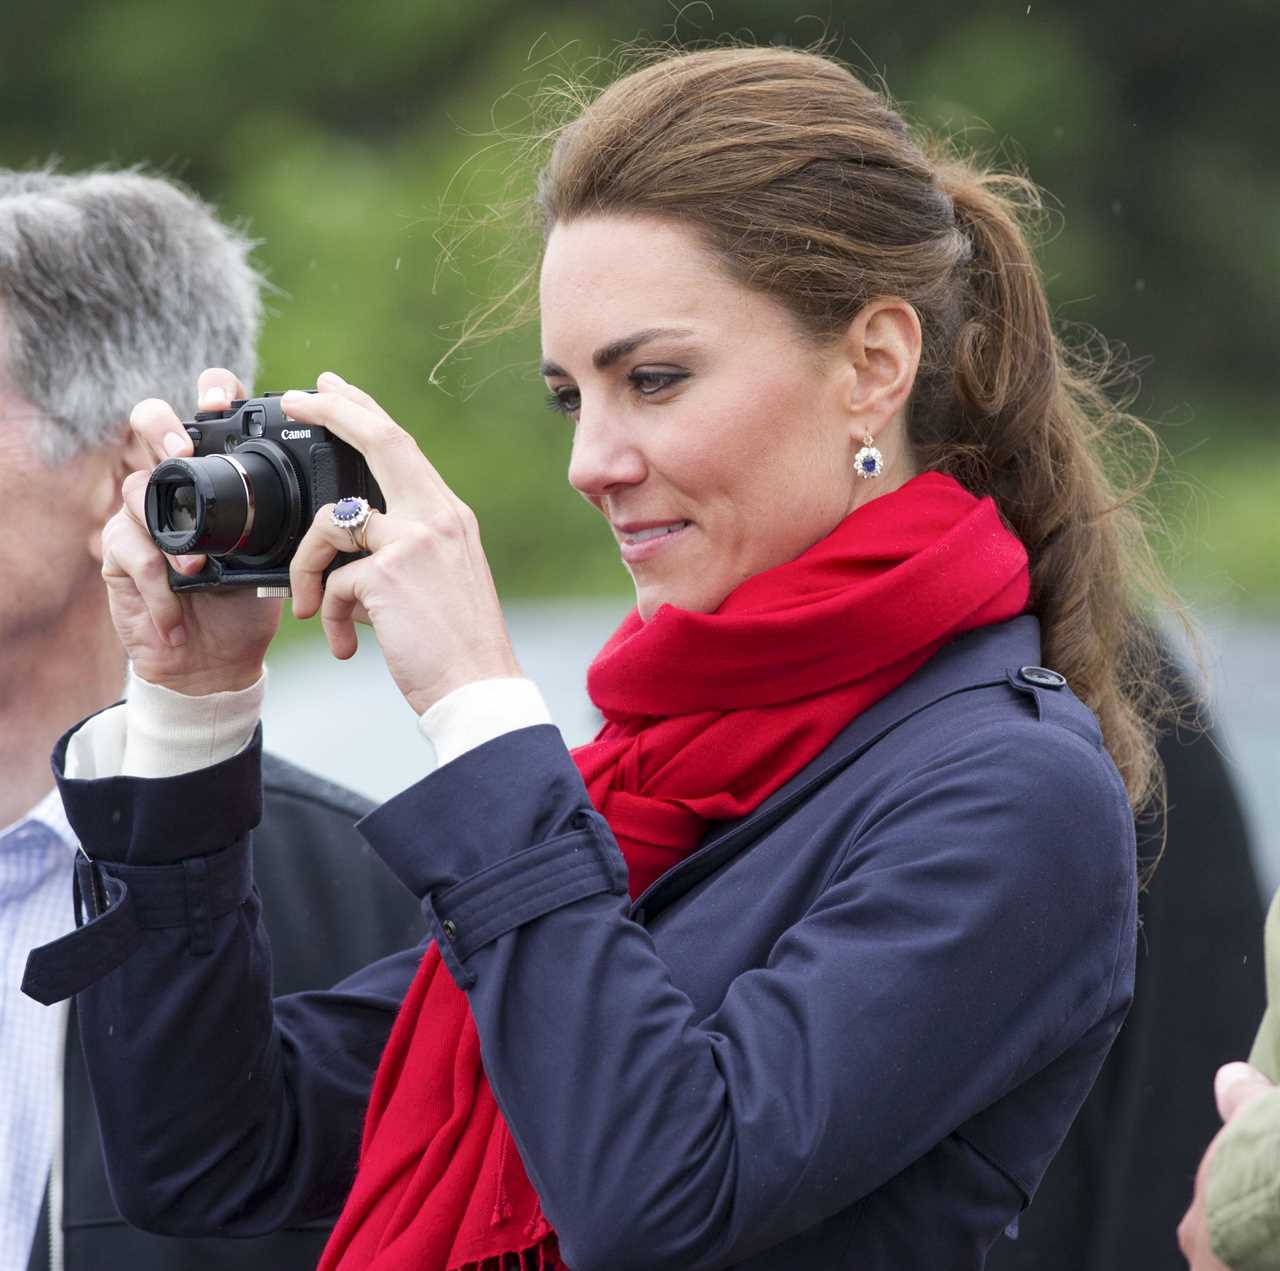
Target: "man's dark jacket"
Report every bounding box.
[25,617,1138,1268]
[25,754,424,1271]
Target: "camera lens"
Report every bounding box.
[167,482,199,533]
[145,451,290,559]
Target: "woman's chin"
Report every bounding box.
[634,586,664,622]
[633,577,727,622]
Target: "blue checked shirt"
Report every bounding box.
[1,787,77,1270]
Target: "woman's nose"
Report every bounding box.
[566,410,646,501]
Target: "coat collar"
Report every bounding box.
[630,615,1043,923]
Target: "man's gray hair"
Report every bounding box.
[0,167,263,462]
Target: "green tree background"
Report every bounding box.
[5,0,1276,627]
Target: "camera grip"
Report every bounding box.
[309,441,340,511]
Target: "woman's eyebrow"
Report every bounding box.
[539,326,696,378]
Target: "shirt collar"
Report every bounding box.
[1,783,79,854]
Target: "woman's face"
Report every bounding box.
[539,215,910,620]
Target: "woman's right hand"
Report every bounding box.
[102,368,282,696]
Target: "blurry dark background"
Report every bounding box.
[4,0,1276,613]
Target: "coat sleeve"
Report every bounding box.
[360,720,1136,1270]
[22,720,426,1236]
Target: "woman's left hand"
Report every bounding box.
[283,372,522,715]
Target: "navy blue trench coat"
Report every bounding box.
[24,615,1136,1270]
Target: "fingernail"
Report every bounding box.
[130,399,160,427]
[319,371,347,387]
[169,625,187,647]
[202,386,228,407]
[163,432,187,457]
[176,555,199,571]
[1216,1062,1255,1100]
[280,390,303,406]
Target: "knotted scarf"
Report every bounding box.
[318,471,1031,1271]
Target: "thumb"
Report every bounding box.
[1215,1061,1275,1123]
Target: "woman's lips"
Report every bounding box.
[617,520,693,565]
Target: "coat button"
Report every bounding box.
[441,919,458,942]
[1018,665,1067,689]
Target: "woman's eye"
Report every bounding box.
[545,387,580,416]
[630,369,688,396]
[543,370,687,416]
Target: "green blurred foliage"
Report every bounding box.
[3,0,1277,624]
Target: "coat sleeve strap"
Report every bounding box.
[427,811,625,985]
[21,837,253,1005]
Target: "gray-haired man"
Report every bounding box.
[0,169,422,1271]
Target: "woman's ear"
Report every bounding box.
[842,297,922,438]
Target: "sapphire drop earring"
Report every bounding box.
[854,431,884,479]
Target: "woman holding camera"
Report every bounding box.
[30,46,1155,1268]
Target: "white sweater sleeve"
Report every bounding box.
[65,672,266,780]
[416,677,554,769]
[64,670,552,782]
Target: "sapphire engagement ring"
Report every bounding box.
[331,496,374,552]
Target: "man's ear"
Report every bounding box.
[841,297,922,440]
[119,425,148,479]
[85,430,144,564]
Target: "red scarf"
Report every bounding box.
[317,472,1030,1271]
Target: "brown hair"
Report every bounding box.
[532,45,1182,814]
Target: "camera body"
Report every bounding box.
[143,391,384,594]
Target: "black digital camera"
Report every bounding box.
[143,391,384,594]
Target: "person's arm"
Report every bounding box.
[1181,885,1280,1270]
[355,717,1135,1269]
[23,669,550,1234]
[1205,1073,1280,1271]
[22,713,410,1233]
[1176,1063,1280,1271]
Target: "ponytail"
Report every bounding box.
[927,159,1174,819]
